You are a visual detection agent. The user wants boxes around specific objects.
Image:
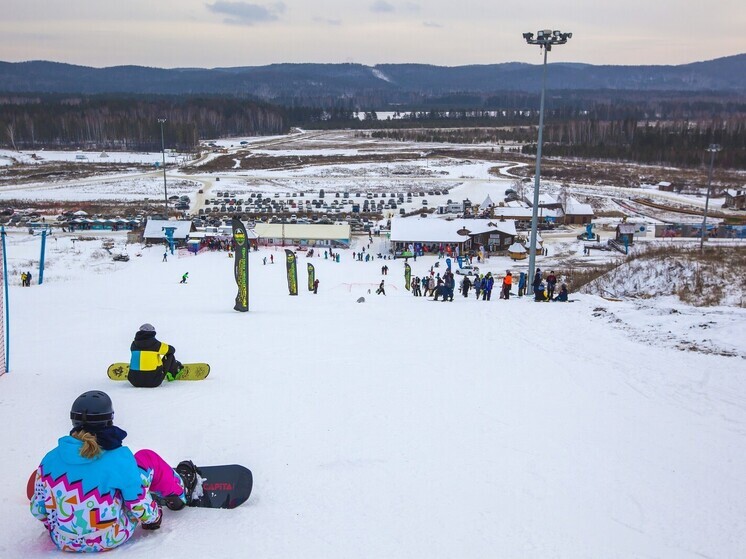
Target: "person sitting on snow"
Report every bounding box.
[553,283,569,302]
[30,390,202,552]
[128,324,183,387]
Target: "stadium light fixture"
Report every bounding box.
[522,29,572,286]
[700,144,722,251]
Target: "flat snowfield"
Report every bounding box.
[1,232,744,558]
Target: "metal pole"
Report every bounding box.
[159,118,168,219]
[528,46,549,286]
[699,145,720,252]
[1,227,9,373]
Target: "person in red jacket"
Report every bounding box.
[501,271,513,299]
[546,271,558,300]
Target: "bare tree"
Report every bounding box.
[6,123,17,151]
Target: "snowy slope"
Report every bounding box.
[0,231,744,558]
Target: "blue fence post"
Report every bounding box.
[39,229,47,285]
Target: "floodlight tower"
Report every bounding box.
[158,118,168,218]
[522,29,572,286]
[700,144,721,251]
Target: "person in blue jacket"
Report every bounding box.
[553,283,569,302]
[482,273,495,301]
[517,272,527,297]
[30,391,202,553]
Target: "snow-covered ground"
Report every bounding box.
[0,149,189,166]
[1,229,744,558]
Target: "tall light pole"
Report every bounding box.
[522,29,572,287]
[158,118,168,219]
[700,143,721,251]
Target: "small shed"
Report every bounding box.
[507,242,527,260]
[616,223,636,245]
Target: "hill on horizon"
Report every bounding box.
[0,54,744,106]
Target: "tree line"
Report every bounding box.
[367,117,746,169]
[0,95,288,151]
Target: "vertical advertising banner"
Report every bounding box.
[231,219,249,312]
[404,263,411,291]
[307,263,315,291]
[285,249,298,296]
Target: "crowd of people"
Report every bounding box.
[403,266,570,303]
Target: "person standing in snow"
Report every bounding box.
[546,271,557,300]
[128,324,183,387]
[518,272,527,297]
[474,275,483,300]
[180,272,188,284]
[482,273,494,301]
[461,275,472,297]
[533,269,544,301]
[162,252,168,262]
[443,271,455,301]
[27,271,33,286]
[501,271,512,300]
[30,390,202,552]
[376,279,386,296]
[313,278,319,294]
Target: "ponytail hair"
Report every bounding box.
[71,430,102,459]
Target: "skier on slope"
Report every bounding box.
[30,390,202,552]
[128,323,183,387]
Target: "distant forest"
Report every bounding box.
[0,95,288,151]
[368,118,746,169]
[1,91,745,168]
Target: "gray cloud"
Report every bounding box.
[403,2,420,11]
[370,1,395,13]
[206,1,285,25]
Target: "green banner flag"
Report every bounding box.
[231,218,249,312]
[307,262,315,291]
[285,249,298,296]
[404,263,411,291]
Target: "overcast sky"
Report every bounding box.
[1,0,743,68]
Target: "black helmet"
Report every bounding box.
[70,391,114,429]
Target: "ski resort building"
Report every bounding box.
[723,189,746,210]
[560,197,594,225]
[389,217,516,255]
[252,223,351,248]
[142,219,195,245]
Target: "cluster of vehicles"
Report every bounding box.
[168,195,191,211]
[197,188,451,220]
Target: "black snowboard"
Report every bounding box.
[184,464,253,509]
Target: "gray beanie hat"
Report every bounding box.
[139,323,156,333]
